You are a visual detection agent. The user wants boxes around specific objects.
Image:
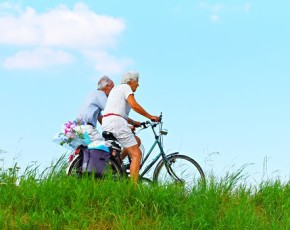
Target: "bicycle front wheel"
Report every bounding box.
[153,154,205,189]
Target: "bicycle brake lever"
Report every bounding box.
[140,122,147,128]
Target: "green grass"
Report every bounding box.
[0,160,290,229]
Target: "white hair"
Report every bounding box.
[97,76,112,90]
[121,71,139,84]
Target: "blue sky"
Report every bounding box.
[1,1,289,184]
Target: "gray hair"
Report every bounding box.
[97,76,112,90]
[121,71,139,84]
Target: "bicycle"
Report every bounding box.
[66,145,123,179]
[66,113,205,189]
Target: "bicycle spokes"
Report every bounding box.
[154,155,205,190]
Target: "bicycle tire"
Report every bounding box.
[153,154,205,189]
[66,155,123,180]
[139,177,152,185]
[66,154,83,177]
[103,157,124,180]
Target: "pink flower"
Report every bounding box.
[64,129,70,134]
[65,121,74,128]
[66,132,75,139]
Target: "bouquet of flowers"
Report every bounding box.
[53,118,91,150]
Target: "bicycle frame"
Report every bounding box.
[138,121,179,180]
[139,135,164,177]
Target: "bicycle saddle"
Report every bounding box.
[102,131,117,141]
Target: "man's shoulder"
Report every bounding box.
[81,90,106,106]
[89,89,106,97]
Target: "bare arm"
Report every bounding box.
[97,115,103,125]
[127,94,159,121]
[127,117,141,127]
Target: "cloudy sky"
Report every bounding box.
[1,0,289,184]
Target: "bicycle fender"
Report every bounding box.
[165,152,179,158]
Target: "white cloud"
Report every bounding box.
[244,3,251,12]
[0,3,125,48]
[83,50,133,75]
[198,2,250,23]
[0,2,21,14]
[0,2,129,72]
[212,4,224,13]
[2,48,74,69]
[210,14,220,22]
[198,2,208,9]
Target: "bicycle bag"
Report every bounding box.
[82,149,110,176]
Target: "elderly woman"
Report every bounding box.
[102,71,159,183]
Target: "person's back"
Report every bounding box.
[78,89,108,128]
[103,84,132,120]
[76,76,114,147]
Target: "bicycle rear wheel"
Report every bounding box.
[66,154,83,177]
[103,157,124,180]
[153,154,205,190]
[67,155,123,180]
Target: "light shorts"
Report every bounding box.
[102,116,137,148]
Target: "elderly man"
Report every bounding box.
[77,76,114,147]
[102,71,159,183]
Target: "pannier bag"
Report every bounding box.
[82,149,110,176]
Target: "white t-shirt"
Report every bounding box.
[103,84,133,119]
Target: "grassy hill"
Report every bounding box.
[1,160,289,229]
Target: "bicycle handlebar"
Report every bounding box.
[139,113,163,129]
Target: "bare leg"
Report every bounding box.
[125,144,142,183]
[121,135,141,160]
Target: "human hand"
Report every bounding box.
[129,125,136,132]
[133,121,142,128]
[150,115,159,122]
